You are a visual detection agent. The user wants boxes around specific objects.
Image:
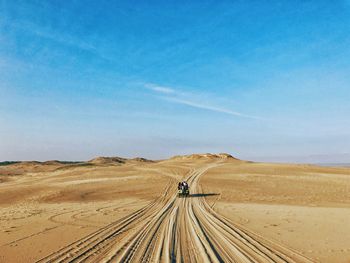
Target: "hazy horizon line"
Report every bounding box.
[1,152,350,165]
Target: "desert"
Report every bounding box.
[3,1,350,262]
[1,153,350,262]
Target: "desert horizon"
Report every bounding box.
[2,153,350,167]
[2,1,350,262]
[1,153,350,262]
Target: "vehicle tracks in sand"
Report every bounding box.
[37,163,313,263]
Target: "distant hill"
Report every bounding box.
[170,153,239,161]
[0,161,20,166]
[0,153,235,176]
[88,157,127,165]
[87,156,154,165]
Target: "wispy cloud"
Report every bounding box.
[164,97,260,119]
[6,20,95,52]
[145,83,175,94]
[145,83,262,120]
[3,19,113,63]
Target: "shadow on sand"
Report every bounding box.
[189,193,220,198]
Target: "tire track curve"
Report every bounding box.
[37,163,313,263]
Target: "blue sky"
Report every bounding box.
[1,0,350,162]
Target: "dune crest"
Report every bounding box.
[88,156,154,165]
[170,153,239,160]
[88,156,127,165]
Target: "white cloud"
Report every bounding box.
[165,97,261,119]
[146,83,262,120]
[145,83,175,94]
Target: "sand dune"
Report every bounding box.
[0,154,350,262]
[170,152,239,160]
[87,157,127,165]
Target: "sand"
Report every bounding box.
[0,154,349,262]
[201,161,350,262]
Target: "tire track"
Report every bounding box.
[36,181,175,263]
[37,164,313,263]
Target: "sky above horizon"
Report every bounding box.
[1,0,350,163]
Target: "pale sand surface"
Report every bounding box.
[0,162,175,262]
[201,162,350,262]
[0,155,349,262]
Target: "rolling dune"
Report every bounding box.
[0,154,349,262]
